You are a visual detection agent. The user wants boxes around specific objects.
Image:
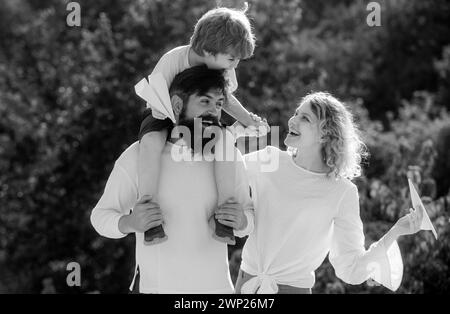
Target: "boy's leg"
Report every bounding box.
[138,111,173,245]
[139,132,168,245]
[211,128,237,245]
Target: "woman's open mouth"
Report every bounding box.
[288,130,300,136]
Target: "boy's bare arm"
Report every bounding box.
[223,94,255,127]
[223,94,270,135]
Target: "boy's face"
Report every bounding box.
[203,51,240,70]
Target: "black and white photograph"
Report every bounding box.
[0,0,449,300]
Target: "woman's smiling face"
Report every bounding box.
[284,101,322,150]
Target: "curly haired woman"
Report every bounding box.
[232,92,423,294]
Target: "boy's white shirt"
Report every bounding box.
[90,141,254,293]
[135,45,238,121]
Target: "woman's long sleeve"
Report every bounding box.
[329,184,403,291]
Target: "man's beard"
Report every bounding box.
[175,113,223,155]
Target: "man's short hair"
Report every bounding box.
[169,65,229,104]
[138,66,228,142]
[189,5,255,60]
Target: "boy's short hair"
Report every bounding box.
[189,4,255,60]
[169,65,229,104]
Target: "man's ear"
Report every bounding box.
[171,95,183,117]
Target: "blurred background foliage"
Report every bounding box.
[0,0,449,293]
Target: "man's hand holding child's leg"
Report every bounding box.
[119,195,166,241]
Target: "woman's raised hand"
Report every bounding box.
[394,207,423,237]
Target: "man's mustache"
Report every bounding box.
[175,114,223,154]
[197,114,221,126]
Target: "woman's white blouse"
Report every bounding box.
[240,146,403,293]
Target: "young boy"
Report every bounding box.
[135,4,267,245]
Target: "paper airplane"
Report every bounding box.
[134,72,176,123]
[408,179,438,239]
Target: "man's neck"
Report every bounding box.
[293,148,329,173]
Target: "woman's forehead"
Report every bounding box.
[297,101,314,115]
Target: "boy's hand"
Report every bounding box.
[230,114,270,138]
[248,113,270,136]
[249,112,263,123]
[214,198,247,231]
[119,195,164,234]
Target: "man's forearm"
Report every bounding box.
[118,215,133,235]
[90,206,129,239]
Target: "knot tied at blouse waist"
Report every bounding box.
[241,273,279,294]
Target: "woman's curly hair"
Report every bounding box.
[297,92,368,179]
